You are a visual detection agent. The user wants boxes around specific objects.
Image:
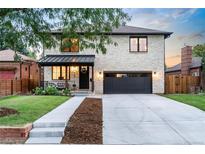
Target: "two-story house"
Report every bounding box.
[39,25,172,94]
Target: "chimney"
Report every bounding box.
[181,46,192,75]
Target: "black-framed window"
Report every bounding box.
[129,36,148,52]
[52,66,70,80]
[61,38,79,52]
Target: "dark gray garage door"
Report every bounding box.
[104,72,152,94]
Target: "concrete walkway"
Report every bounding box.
[26,96,85,144]
[103,94,205,144]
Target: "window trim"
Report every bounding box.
[52,66,70,80]
[129,36,148,52]
[61,36,79,52]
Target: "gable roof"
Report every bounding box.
[51,25,173,39]
[166,57,202,73]
[0,49,36,62]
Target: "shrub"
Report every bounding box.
[62,88,71,96]
[45,85,59,95]
[32,87,44,95]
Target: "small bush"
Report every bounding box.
[62,88,71,96]
[32,87,44,95]
[33,86,71,96]
[45,85,59,95]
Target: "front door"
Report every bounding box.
[79,66,89,89]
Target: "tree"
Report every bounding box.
[0,8,130,55]
[193,43,205,72]
[193,43,205,90]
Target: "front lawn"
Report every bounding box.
[0,95,69,126]
[163,94,205,111]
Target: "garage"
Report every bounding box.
[103,72,152,94]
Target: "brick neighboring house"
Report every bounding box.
[166,46,202,77]
[0,49,40,81]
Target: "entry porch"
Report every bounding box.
[38,55,95,92]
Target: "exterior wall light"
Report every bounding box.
[97,71,103,80]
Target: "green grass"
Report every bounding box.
[0,95,69,126]
[163,94,205,111]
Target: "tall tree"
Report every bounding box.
[193,43,205,90]
[0,8,130,55]
[193,43,205,72]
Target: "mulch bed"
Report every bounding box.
[61,98,102,144]
[0,107,19,117]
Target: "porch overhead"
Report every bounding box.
[38,55,95,66]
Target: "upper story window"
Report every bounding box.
[129,36,148,52]
[61,38,79,52]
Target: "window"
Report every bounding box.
[192,72,199,77]
[52,66,70,80]
[61,38,79,52]
[129,36,148,52]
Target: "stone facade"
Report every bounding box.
[44,35,165,94]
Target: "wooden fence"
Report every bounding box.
[0,79,39,97]
[165,75,200,94]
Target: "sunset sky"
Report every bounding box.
[124,8,205,67]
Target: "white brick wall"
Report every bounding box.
[44,35,165,94]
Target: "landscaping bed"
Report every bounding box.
[0,107,19,117]
[61,98,102,144]
[163,94,205,111]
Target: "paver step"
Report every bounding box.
[26,137,62,144]
[33,122,66,128]
[29,127,65,137]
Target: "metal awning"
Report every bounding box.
[38,54,95,66]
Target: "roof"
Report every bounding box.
[38,54,95,66]
[0,49,36,62]
[166,57,202,73]
[51,25,173,39]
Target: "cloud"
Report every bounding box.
[126,8,198,29]
[177,30,205,41]
[169,8,197,19]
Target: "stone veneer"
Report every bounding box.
[44,35,165,94]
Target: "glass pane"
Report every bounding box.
[53,66,61,80]
[61,66,66,80]
[70,38,79,52]
[67,67,70,79]
[130,38,138,51]
[62,38,70,52]
[139,38,147,51]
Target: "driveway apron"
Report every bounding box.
[103,94,205,144]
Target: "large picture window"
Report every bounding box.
[61,38,79,52]
[129,36,148,52]
[52,66,70,80]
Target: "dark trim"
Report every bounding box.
[129,36,148,52]
[41,62,94,66]
[92,66,94,92]
[104,71,152,74]
[52,32,173,39]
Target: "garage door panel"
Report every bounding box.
[104,73,152,94]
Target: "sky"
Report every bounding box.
[124,8,205,67]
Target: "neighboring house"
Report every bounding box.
[166,46,202,77]
[0,49,40,81]
[39,25,172,94]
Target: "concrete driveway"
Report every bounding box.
[103,94,205,144]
